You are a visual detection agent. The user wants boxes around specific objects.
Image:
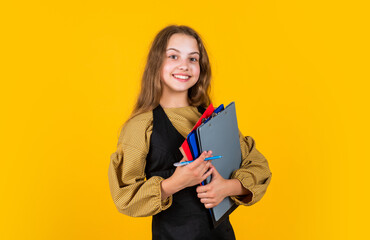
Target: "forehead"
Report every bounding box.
[166,33,199,52]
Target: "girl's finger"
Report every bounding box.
[201,151,213,164]
[201,167,213,181]
[205,151,212,159]
[196,185,208,193]
[192,151,212,167]
[204,203,213,209]
[196,159,211,175]
[197,192,207,199]
[200,198,213,204]
[190,152,207,167]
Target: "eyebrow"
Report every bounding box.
[166,48,200,55]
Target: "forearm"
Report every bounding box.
[225,179,252,197]
[109,171,170,216]
[160,176,184,200]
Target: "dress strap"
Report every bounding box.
[152,105,184,142]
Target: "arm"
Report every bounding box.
[108,143,172,217]
[108,116,173,217]
[196,133,272,208]
[229,133,272,206]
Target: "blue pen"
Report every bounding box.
[173,156,223,167]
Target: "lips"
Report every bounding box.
[172,74,191,81]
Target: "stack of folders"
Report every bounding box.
[179,102,242,228]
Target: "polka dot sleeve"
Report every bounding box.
[230,132,272,206]
[108,113,172,217]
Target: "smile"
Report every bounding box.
[172,74,190,80]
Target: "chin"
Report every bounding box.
[175,84,197,92]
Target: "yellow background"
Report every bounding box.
[1,1,369,239]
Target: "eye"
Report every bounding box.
[190,57,198,62]
[169,55,178,60]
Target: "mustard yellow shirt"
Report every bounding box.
[108,106,272,217]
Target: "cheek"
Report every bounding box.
[162,61,175,75]
[192,64,201,78]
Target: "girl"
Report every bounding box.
[108,25,272,240]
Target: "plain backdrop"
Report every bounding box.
[1,1,369,239]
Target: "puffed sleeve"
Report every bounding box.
[108,115,172,217]
[230,132,272,206]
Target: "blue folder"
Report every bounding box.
[186,104,225,159]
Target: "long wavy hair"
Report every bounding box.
[127,25,212,122]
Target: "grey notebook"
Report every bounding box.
[196,102,242,228]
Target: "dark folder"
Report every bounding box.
[196,102,242,228]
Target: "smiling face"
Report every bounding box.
[160,33,200,97]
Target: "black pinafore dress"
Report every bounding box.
[145,105,236,240]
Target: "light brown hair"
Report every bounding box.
[128,25,212,122]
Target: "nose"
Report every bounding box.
[178,59,189,71]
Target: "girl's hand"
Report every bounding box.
[160,151,213,200]
[171,151,213,189]
[196,164,229,209]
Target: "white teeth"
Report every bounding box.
[173,74,190,80]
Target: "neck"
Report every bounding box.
[160,90,190,109]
